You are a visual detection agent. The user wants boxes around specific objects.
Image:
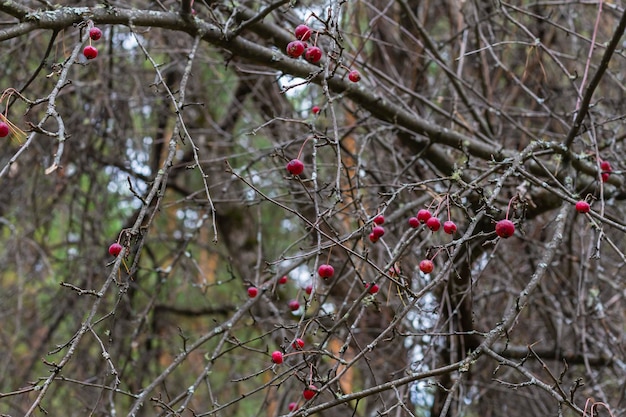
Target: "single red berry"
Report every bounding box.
[575,201,590,213]
[305,284,313,295]
[108,242,123,256]
[303,385,317,400]
[312,105,320,115]
[271,350,284,364]
[495,219,515,238]
[373,215,385,225]
[286,40,306,58]
[426,217,441,232]
[83,45,98,60]
[295,24,312,41]
[601,172,610,183]
[287,159,304,176]
[372,225,385,238]
[288,300,300,311]
[247,286,258,298]
[89,27,102,41]
[348,70,361,82]
[0,122,9,138]
[318,264,334,279]
[366,283,379,294]
[443,221,457,234]
[417,209,432,223]
[304,46,322,63]
[419,259,434,274]
[600,160,612,173]
[288,402,298,412]
[292,338,305,349]
[408,217,419,228]
[368,232,378,243]
[278,275,288,284]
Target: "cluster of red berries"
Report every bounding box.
[83,26,103,60]
[285,24,323,64]
[600,160,612,183]
[368,214,386,243]
[408,209,457,235]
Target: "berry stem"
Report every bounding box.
[296,136,312,160]
[504,196,518,220]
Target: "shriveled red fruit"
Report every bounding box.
[417,209,432,223]
[318,264,334,279]
[83,45,98,59]
[247,287,258,298]
[348,70,361,82]
[278,275,288,284]
[575,201,590,213]
[312,105,320,114]
[305,284,313,295]
[292,338,305,349]
[426,217,441,232]
[286,159,304,176]
[372,226,385,238]
[286,40,306,58]
[368,233,378,243]
[288,300,300,311]
[0,122,9,138]
[388,265,400,277]
[419,259,434,274]
[108,242,123,256]
[295,24,312,41]
[443,221,457,234]
[271,350,284,364]
[303,385,317,400]
[89,27,102,41]
[408,217,419,228]
[373,215,385,225]
[495,219,515,238]
[366,283,379,294]
[304,46,322,63]
[288,402,298,411]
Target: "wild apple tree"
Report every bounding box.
[1,1,625,416]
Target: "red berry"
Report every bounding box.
[247,287,258,298]
[575,201,590,213]
[348,70,361,82]
[304,46,322,63]
[0,122,9,138]
[601,172,610,183]
[366,283,379,294]
[278,275,288,284]
[288,300,300,311]
[443,221,457,234]
[288,402,298,412]
[303,385,317,400]
[495,219,515,238]
[372,225,385,238]
[417,209,432,223]
[286,40,306,58]
[426,217,441,232]
[108,242,123,256]
[286,159,304,176]
[408,217,419,228]
[89,27,102,41]
[419,259,434,274]
[271,350,284,364]
[318,264,334,279]
[600,160,612,173]
[305,284,313,295]
[373,215,385,225]
[292,338,305,349]
[368,233,378,243]
[295,24,312,41]
[312,105,320,114]
[83,45,98,59]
